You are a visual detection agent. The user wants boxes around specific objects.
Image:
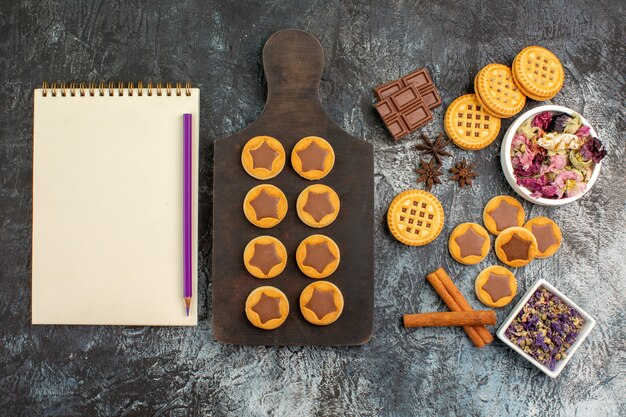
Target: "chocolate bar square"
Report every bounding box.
[401,68,433,90]
[386,116,410,140]
[374,98,396,121]
[401,102,432,130]
[418,86,442,109]
[390,84,421,111]
[373,79,403,100]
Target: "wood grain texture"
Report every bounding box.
[212,29,374,345]
[0,0,624,416]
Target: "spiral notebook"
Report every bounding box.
[32,82,199,325]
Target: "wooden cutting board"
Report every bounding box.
[212,29,374,345]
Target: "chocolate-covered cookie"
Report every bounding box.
[291,136,335,180]
[494,226,538,267]
[524,216,562,258]
[448,222,491,265]
[475,265,517,308]
[245,286,289,330]
[241,136,286,180]
[296,184,340,228]
[299,281,344,326]
[243,236,287,279]
[296,234,340,279]
[483,195,525,235]
[243,184,288,228]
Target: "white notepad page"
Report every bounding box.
[32,88,199,325]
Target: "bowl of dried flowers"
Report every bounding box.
[501,105,606,206]
[497,279,596,378]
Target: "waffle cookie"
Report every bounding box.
[475,265,517,308]
[300,281,344,326]
[483,195,525,235]
[296,234,340,279]
[494,226,538,268]
[524,216,562,258]
[448,222,491,265]
[241,135,286,180]
[291,136,335,180]
[512,46,564,101]
[296,184,340,228]
[243,236,288,279]
[474,64,526,118]
[387,189,444,246]
[245,286,289,330]
[444,94,501,150]
[243,184,288,228]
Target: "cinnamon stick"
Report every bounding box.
[403,310,496,327]
[426,270,485,348]
[426,267,494,347]
[434,268,494,345]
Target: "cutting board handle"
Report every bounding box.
[262,29,325,107]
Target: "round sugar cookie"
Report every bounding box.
[494,226,538,268]
[475,265,517,308]
[448,222,491,265]
[296,234,340,279]
[512,46,564,100]
[296,184,340,228]
[245,286,289,330]
[243,236,288,279]
[243,184,288,228]
[444,94,501,150]
[387,189,444,246]
[299,281,344,326]
[474,64,526,118]
[241,136,285,179]
[483,195,525,235]
[291,136,335,180]
[524,216,562,258]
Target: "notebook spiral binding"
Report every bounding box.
[40,81,193,97]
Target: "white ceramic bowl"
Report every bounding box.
[497,279,596,378]
[501,105,602,206]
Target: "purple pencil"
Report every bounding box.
[183,114,193,316]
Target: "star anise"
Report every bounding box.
[415,159,442,191]
[449,158,478,188]
[415,133,453,165]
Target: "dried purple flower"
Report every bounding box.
[553,114,571,133]
[580,137,607,163]
[506,287,585,371]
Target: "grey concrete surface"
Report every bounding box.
[0,1,624,416]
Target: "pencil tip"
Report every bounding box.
[184,297,192,316]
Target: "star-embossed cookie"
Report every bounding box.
[241,135,286,179]
[448,222,491,265]
[296,184,340,228]
[291,136,335,180]
[524,216,562,258]
[299,281,344,326]
[245,286,289,330]
[243,184,288,228]
[494,226,538,268]
[296,234,340,279]
[243,236,288,279]
[482,195,525,235]
[474,265,517,308]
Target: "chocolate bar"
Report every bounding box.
[374,67,442,109]
[374,84,432,140]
